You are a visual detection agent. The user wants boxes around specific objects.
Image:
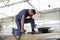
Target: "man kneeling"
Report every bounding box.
[16,9,36,34]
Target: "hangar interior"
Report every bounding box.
[0,0,60,40]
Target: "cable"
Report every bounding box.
[0,36,2,40]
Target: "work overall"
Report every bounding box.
[13,9,36,35]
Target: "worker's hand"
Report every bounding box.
[21,29,25,33]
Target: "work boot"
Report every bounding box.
[31,30,39,34]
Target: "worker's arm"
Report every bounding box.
[21,15,25,33]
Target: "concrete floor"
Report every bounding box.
[1,33,60,40]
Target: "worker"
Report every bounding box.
[16,9,36,34]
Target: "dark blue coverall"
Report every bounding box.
[14,9,36,34]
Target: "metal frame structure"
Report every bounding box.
[0,0,39,17]
[0,0,8,2]
[0,0,38,11]
[0,0,27,8]
[2,0,10,6]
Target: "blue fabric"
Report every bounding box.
[16,9,29,20]
[14,18,36,35]
[12,28,21,35]
[16,18,36,31]
[24,18,36,29]
[14,9,36,35]
[16,19,21,30]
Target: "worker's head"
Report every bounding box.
[28,9,36,16]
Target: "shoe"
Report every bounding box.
[31,31,39,34]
